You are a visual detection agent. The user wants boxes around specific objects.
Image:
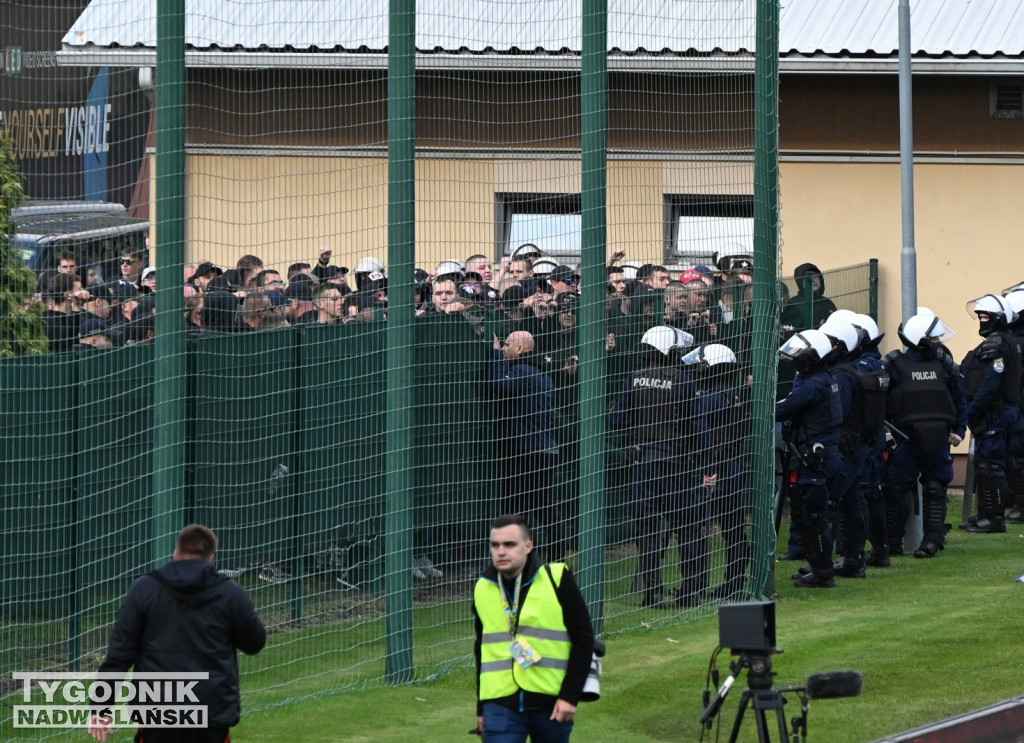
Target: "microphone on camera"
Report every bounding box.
[805,670,863,699]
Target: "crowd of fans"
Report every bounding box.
[32,241,769,365]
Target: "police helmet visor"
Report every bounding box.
[966,294,1013,324]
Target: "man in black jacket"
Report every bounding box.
[89,524,266,743]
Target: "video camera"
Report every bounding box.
[699,601,862,743]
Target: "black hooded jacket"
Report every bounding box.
[783,262,837,331]
[96,558,266,728]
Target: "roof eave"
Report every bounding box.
[55,48,1024,75]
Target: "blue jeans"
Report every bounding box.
[482,702,574,743]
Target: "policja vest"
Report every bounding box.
[475,563,570,701]
[888,354,957,428]
[626,365,688,445]
[833,360,889,445]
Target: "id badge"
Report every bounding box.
[509,638,542,669]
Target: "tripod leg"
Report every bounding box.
[728,690,753,743]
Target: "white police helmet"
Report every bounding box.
[532,258,558,277]
[1003,289,1024,319]
[1002,281,1024,296]
[435,259,464,279]
[779,329,833,364]
[682,343,737,367]
[621,260,642,281]
[641,325,695,357]
[899,311,955,348]
[966,293,1015,324]
[852,313,884,345]
[820,316,860,356]
[355,257,385,274]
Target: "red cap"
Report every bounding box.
[680,270,704,285]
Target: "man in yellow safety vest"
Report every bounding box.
[472,514,595,742]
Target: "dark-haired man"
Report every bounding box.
[472,514,594,743]
[88,524,266,743]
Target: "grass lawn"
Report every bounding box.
[228,497,1024,743]
[5,497,1022,742]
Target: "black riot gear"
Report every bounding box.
[888,355,957,428]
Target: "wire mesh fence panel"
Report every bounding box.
[1,1,870,737]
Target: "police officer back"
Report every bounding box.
[883,310,967,557]
[608,325,715,608]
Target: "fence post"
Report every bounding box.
[579,0,608,631]
[152,0,187,566]
[385,0,416,684]
[752,0,781,596]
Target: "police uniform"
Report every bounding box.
[852,346,891,565]
[1003,323,1024,522]
[608,351,712,607]
[695,377,750,599]
[823,357,864,575]
[883,346,967,555]
[775,368,844,586]
[960,330,1021,532]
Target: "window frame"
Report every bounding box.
[663,194,754,266]
[495,192,582,262]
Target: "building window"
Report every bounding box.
[664,194,753,267]
[990,81,1024,119]
[497,193,581,263]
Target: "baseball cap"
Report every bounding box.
[141,266,156,281]
[189,262,222,283]
[549,265,578,284]
[680,270,704,285]
[321,265,349,280]
[556,291,580,311]
[265,290,293,308]
[108,279,139,300]
[79,316,110,338]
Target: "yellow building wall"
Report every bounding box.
[778,161,1024,365]
[180,154,749,274]
[174,152,1023,373]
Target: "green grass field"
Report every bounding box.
[5,497,1023,742]
[228,497,1023,743]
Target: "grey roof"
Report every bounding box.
[59,0,1024,70]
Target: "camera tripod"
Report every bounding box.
[699,652,809,743]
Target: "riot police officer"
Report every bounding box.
[821,313,889,576]
[960,294,1021,533]
[775,329,843,588]
[683,343,750,600]
[818,315,867,577]
[609,326,714,608]
[843,312,891,566]
[999,286,1024,523]
[883,310,967,557]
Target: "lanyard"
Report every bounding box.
[498,572,522,636]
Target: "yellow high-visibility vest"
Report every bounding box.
[475,563,571,700]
